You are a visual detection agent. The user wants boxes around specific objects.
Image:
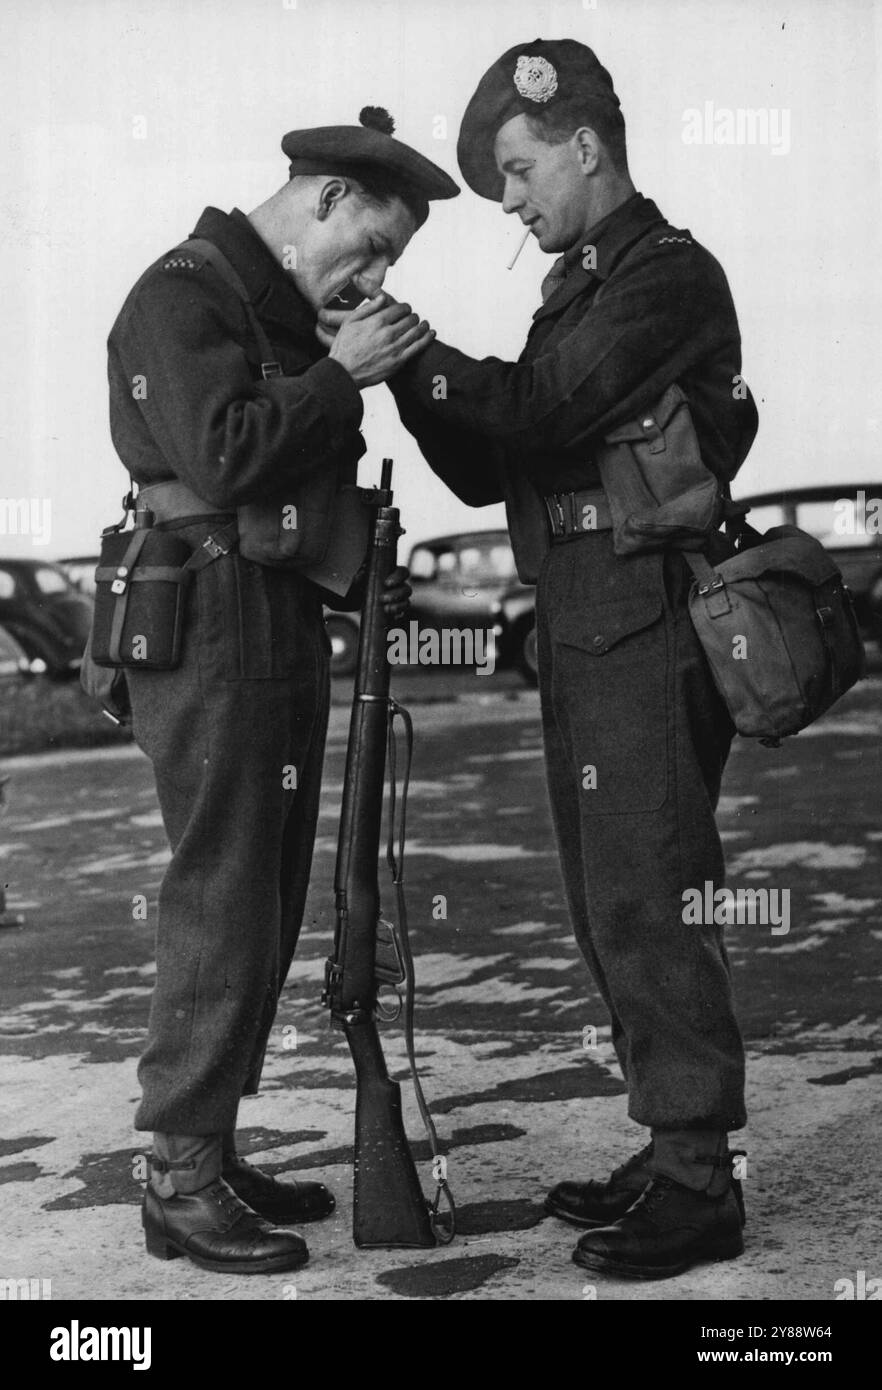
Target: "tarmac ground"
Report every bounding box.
[1,667,880,1303]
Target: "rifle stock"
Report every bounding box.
[346,1013,434,1248]
[324,458,437,1250]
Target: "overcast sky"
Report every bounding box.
[2,0,880,560]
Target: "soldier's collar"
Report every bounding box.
[192,206,317,337]
[532,192,666,321]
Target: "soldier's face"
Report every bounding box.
[494,114,593,253]
[296,189,418,310]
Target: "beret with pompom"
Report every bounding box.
[281,107,459,203]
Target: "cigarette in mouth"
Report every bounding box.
[507,229,530,270]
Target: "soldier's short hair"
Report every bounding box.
[349,169,430,229]
[525,94,628,173]
[290,169,429,229]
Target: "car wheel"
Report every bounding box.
[514,615,538,687]
[325,615,359,678]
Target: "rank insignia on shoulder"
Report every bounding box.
[657,234,693,246]
[161,255,204,271]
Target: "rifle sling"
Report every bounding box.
[386,697,456,1245]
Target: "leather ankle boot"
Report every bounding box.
[572,1173,744,1280]
[545,1142,654,1228]
[143,1177,309,1273]
[221,1132,335,1225]
[143,1133,308,1273]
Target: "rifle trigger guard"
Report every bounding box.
[374,988,402,1024]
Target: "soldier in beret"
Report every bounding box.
[107,108,457,1273]
[320,40,758,1280]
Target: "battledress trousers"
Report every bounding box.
[126,542,331,1135]
[536,530,745,1130]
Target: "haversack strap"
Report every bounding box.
[180,237,282,379]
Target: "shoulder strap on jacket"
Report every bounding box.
[179,236,282,379]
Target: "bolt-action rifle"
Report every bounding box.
[322,459,454,1249]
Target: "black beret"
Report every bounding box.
[457,39,621,200]
[282,107,459,205]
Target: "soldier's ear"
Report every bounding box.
[573,127,602,177]
[316,177,350,221]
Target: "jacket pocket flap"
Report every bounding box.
[552,596,664,655]
[602,383,688,444]
[622,476,723,540]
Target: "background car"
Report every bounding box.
[498,580,538,686]
[0,623,32,681]
[324,610,361,678]
[406,529,530,677]
[324,529,531,681]
[58,555,99,595]
[736,484,882,649]
[0,559,94,677]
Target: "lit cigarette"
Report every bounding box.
[507,229,530,270]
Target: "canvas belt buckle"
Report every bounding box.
[201,531,234,561]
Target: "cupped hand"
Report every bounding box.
[381,565,412,621]
[317,292,434,386]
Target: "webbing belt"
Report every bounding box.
[544,487,613,538]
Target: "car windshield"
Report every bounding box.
[457,543,517,582]
[32,566,72,595]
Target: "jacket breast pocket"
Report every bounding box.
[549,595,670,814]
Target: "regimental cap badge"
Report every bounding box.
[514,54,558,104]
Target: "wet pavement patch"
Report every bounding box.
[273,1067,352,1090]
[0,1135,54,1157]
[431,1063,626,1114]
[807,1056,882,1086]
[235,1127,327,1155]
[455,1199,546,1235]
[376,1253,520,1297]
[43,1147,144,1211]
[450,1123,527,1145]
[0,1161,44,1184]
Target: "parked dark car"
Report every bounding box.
[58,555,99,595]
[736,484,882,648]
[498,580,538,686]
[0,559,94,677]
[324,528,527,680]
[0,623,32,680]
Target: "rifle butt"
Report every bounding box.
[346,1015,435,1249]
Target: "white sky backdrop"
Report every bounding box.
[2,0,880,559]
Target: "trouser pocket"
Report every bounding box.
[548,587,669,815]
